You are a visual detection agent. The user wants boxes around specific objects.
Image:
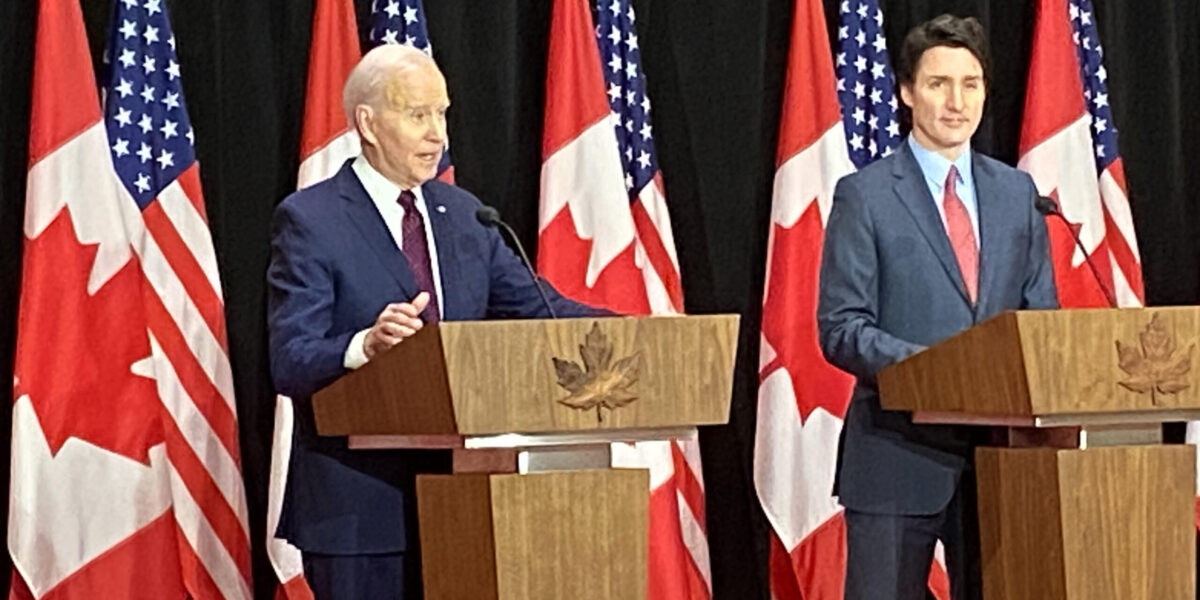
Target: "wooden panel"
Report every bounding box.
[1018,308,1200,415]
[313,323,457,435]
[488,469,647,600]
[880,312,1030,416]
[976,445,1196,600]
[1056,445,1194,600]
[416,474,499,600]
[976,448,1068,600]
[880,307,1200,420]
[439,315,738,435]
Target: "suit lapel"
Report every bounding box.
[891,143,971,305]
[337,164,420,299]
[422,183,463,319]
[972,154,1002,316]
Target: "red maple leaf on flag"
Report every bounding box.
[761,214,856,423]
[15,209,163,464]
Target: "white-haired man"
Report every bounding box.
[267,44,603,599]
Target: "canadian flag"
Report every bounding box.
[265,0,361,597]
[11,0,250,597]
[537,0,708,597]
[754,0,950,597]
[1017,0,1143,309]
[753,0,858,596]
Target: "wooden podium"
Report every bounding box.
[312,315,738,600]
[879,307,1199,600]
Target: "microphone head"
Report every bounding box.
[475,206,502,227]
[1034,195,1059,216]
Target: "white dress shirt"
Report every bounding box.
[343,156,445,369]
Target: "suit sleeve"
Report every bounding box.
[267,202,356,398]
[1020,175,1060,310]
[483,226,610,318]
[817,177,926,383]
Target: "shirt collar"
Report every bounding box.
[351,155,426,208]
[906,135,973,192]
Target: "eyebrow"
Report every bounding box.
[924,74,983,82]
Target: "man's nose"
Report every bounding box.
[946,85,964,111]
[429,118,447,142]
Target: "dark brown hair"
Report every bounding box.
[896,14,991,87]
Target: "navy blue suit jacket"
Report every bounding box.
[267,161,603,554]
[818,140,1058,517]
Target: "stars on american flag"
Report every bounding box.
[370,0,432,53]
[836,0,900,168]
[104,0,194,209]
[1069,0,1121,169]
[594,0,658,194]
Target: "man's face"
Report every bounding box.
[900,45,985,159]
[360,62,450,188]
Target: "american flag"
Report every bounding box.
[755,0,948,597]
[105,0,197,206]
[835,0,900,167]
[596,0,657,193]
[595,0,703,595]
[1069,0,1120,174]
[370,0,431,50]
[369,0,454,181]
[539,0,703,597]
[594,0,684,311]
[11,0,250,598]
[102,1,252,597]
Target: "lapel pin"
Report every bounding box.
[436,205,446,214]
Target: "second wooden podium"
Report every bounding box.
[879,307,1199,600]
[312,315,738,599]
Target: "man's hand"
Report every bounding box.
[363,292,430,360]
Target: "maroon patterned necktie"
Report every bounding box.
[397,190,440,323]
[943,165,978,303]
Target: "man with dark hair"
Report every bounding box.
[818,14,1058,600]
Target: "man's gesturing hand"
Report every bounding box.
[364,292,430,360]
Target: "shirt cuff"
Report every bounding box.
[343,328,370,370]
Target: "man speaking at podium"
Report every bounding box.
[817,15,1059,600]
[267,44,602,599]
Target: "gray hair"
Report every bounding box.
[342,44,438,129]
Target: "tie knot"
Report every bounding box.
[945,166,959,195]
[397,190,417,212]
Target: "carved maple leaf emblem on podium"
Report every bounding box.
[1116,314,1195,405]
[553,323,641,423]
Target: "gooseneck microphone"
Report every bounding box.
[1034,195,1118,308]
[475,206,559,319]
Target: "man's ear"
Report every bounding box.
[899,83,914,109]
[355,105,377,146]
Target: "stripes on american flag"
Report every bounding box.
[102,0,252,597]
[588,5,707,598]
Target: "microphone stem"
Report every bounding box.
[496,221,558,319]
[1052,212,1118,308]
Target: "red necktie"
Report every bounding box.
[397,190,441,323]
[943,166,978,303]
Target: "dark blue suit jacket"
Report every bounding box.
[267,161,603,554]
[818,140,1058,517]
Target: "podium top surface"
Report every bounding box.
[879,307,1200,421]
[313,314,739,437]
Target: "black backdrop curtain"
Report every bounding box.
[1,0,1197,598]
